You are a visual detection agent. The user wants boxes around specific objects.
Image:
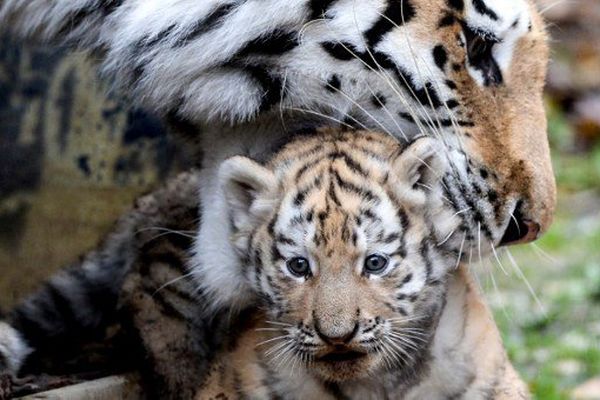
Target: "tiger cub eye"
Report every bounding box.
[286,257,311,277]
[364,254,389,275]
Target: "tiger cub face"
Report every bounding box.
[219,129,462,382]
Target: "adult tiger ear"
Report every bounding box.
[218,156,277,249]
[391,137,449,209]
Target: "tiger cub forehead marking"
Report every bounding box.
[269,132,411,258]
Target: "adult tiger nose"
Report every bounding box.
[499,202,541,246]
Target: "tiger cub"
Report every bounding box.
[0,128,526,399]
[191,128,528,399]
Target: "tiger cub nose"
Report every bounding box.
[314,321,359,345]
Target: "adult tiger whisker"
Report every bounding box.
[135,227,197,241]
[490,242,509,276]
[455,232,467,270]
[255,327,285,332]
[365,81,408,139]
[282,106,360,130]
[318,74,398,139]
[504,248,547,316]
[539,0,576,15]
[255,335,291,348]
[152,271,195,296]
[265,320,294,327]
[530,242,558,264]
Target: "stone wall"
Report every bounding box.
[0,37,187,308]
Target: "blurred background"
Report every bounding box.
[0,1,599,399]
[487,1,600,399]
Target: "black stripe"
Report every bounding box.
[173,3,238,48]
[371,93,387,108]
[420,239,433,282]
[245,65,285,112]
[236,29,300,57]
[276,234,296,246]
[329,151,369,177]
[140,251,186,273]
[399,112,473,128]
[321,41,356,61]
[310,0,340,19]
[135,24,177,50]
[371,52,443,108]
[295,157,324,182]
[438,13,456,28]
[446,99,459,109]
[58,7,96,37]
[102,0,124,14]
[333,170,378,202]
[326,74,341,92]
[383,232,401,244]
[447,0,464,11]
[58,0,124,37]
[44,283,79,332]
[321,41,443,108]
[365,0,416,47]
[293,188,309,206]
[271,243,284,263]
[359,208,381,223]
[472,0,499,21]
[328,181,342,207]
[433,45,448,71]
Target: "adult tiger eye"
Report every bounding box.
[286,257,311,278]
[364,254,389,275]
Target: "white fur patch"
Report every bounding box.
[0,322,32,374]
[464,0,531,85]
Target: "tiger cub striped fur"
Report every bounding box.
[193,128,528,399]
[1,128,527,399]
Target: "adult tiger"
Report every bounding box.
[0,0,555,307]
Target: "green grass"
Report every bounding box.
[488,101,600,399]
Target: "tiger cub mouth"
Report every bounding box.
[317,348,368,363]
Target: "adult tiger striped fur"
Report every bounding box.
[0,1,556,312]
[1,129,527,399]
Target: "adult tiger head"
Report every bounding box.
[217,128,471,381]
[295,0,555,248]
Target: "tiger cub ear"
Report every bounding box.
[391,137,449,208]
[218,156,277,242]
